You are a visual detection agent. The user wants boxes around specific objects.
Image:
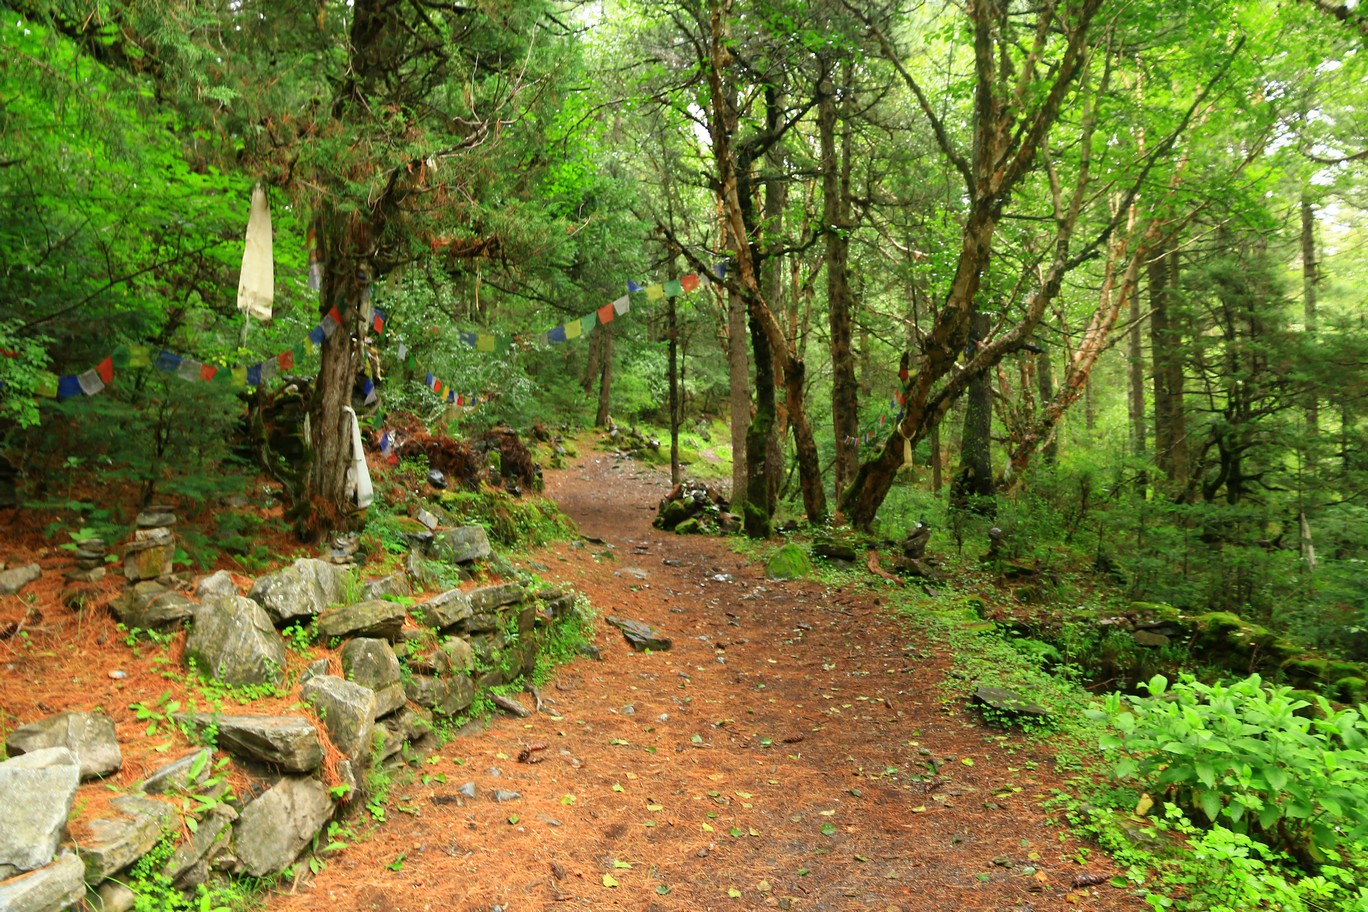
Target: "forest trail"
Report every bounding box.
[267,451,1147,912]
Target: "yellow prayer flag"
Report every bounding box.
[645,284,665,301]
[476,334,496,353]
[126,345,152,368]
[231,365,248,387]
[564,318,582,340]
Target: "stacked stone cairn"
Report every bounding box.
[2,522,584,912]
[65,539,108,584]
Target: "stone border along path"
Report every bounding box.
[263,449,1147,912]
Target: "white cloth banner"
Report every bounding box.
[343,406,374,509]
[237,185,274,321]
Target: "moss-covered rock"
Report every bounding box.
[1331,676,1367,705]
[675,518,702,534]
[1281,655,1328,687]
[766,543,814,581]
[657,500,691,530]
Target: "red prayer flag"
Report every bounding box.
[278,350,294,370]
[597,303,615,324]
[199,364,218,382]
[96,356,115,384]
[681,273,700,292]
[326,306,343,325]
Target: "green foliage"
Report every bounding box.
[1094,674,1368,868]
[435,489,577,550]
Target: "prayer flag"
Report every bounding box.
[598,303,616,324]
[96,356,114,385]
[177,359,202,383]
[154,350,182,373]
[199,364,218,382]
[425,371,435,389]
[247,364,263,386]
[433,379,443,396]
[476,334,496,353]
[447,389,455,404]
[231,366,248,386]
[612,295,630,316]
[459,332,477,348]
[548,325,567,344]
[237,185,274,321]
[278,349,294,371]
[372,308,386,335]
[57,375,82,399]
[380,431,391,456]
[363,378,377,406]
[496,336,512,355]
[627,280,644,294]
[292,342,305,365]
[34,372,58,398]
[396,342,407,362]
[664,279,684,297]
[260,359,279,382]
[580,313,598,335]
[77,366,105,396]
[713,261,728,278]
[681,274,700,293]
[645,284,664,301]
[308,324,326,347]
[564,318,582,340]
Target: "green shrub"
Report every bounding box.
[1093,673,1368,869]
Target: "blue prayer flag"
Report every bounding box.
[57,375,83,399]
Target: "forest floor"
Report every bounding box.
[265,450,1148,912]
[0,446,1152,912]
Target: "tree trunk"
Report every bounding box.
[727,285,750,511]
[819,72,858,503]
[1301,194,1318,436]
[1035,337,1058,464]
[950,312,995,515]
[595,321,613,427]
[1150,239,1186,491]
[744,306,776,537]
[1128,262,1147,468]
[668,274,681,485]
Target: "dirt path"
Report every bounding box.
[269,452,1146,912]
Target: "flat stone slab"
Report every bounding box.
[139,749,212,796]
[467,582,523,613]
[79,794,174,884]
[6,711,121,780]
[109,581,194,630]
[316,600,407,642]
[418,589,472,630]
[174,714,322,772]
[0,853,85,912]
[971,685,1049,720]
[248,558,348,625]
[0,748,80,877]
[606,616,672,652]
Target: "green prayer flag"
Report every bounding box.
[580,313,598,335]
[664,279,684,297]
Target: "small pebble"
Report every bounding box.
[108,670,127,679]
[458,782,477,799]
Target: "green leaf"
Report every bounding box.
[821,823,837,836]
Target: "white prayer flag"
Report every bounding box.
[237,185,274,321]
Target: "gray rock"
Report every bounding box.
[812,540,858,562]
[492,789,521,803]
[300,658,331,686]
[403,674,475,716]
[232,777,333,877]
[109,581,194,630]
[136,509,177,528]
[457,782,476,799]
[175,715,322,772]
[79,794,174,884]
[6,712,121,780]
[0,748,80,876]
[361,573,411,602]
[432,526,492,564]
[122,532,174,582]
[163,803,236,885]
[316,600,407,642]
[300,675,376,761]
[438,636,476,675]
[248,558,348,625]
[620,566,649,580]
[418,588,472,630]
[1133,630,1171,648]
[606,616,672,652]
[0,563,41,597]
[971,685,1050,720]
[340,639,405,717]
[139,749,212,796]
[0,853,85,912]
[468,582,524,614]
[193,570,238,601]
[184,597,287,686]
[94,879,136,912]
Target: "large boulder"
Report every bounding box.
[6,712,121,781]
[174,715,322,773]
[78,794,174,884]
[418,588,472,631]
[0,748,80,878]
[361,573,411,602]
[403,674,475,717]
[0,853,85,912]
[432,526,492,565]
[340,639,406,717]
[316,600,407,642]
[766,544,814,581]
[109,581,194,630]
[184,597,287,686]
[232,777,334,877]
[193,570,238,602]
[248,558,348,625]
[300,675,376,761]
